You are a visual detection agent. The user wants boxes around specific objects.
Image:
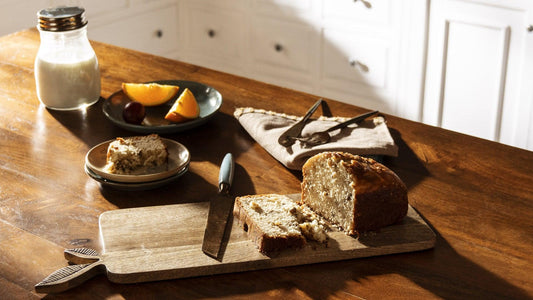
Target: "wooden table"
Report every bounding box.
[1,29,532,299]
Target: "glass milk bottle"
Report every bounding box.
[35,7,100,110]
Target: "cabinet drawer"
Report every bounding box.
[322,0,391,28]
[251,17,316,74]
[322,29,389,89]
[89,5,178,56]
[182,6,245,62]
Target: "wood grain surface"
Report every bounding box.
[1,29,533,299]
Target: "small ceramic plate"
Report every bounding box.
[85,164,189,191]
[103,80,223,134]
[85,138,190,183]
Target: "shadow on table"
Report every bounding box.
[97,112,257,208]
[385,127,430,192]
[47,97,122,146]
[98,162,255,209]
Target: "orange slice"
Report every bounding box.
[165,88,200,123]
[122,83,179,106]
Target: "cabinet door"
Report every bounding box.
[424,0,533,149]
[89,4,179,58]
[180,3,245,74]
[249,16,318,90]
[319,28,397,113]
[322,29,389,91]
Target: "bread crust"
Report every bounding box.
[301,152,408,235]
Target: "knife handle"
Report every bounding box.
[218,153,234,193]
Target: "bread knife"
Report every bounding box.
[202,153,235,259]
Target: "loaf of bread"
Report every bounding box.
[301,152,408,236]
[233,194,327,254]
[105,134,168,174]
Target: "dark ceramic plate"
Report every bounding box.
[85,163,189,191]
[103,80,222,134]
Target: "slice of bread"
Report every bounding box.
[301,152,408,236]
[105,134,168,174]
[233,194,327,254]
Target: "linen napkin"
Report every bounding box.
[234,107,398,170]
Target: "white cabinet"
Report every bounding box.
[424,0,533,149]
[175,0,426,117]
[89,2,179,58]
[1,0,532,150]
[179,2,246,75]
[319,0,398,113]
[318,0,426,119]
[320,27,395,113]
[249,16,318,91]
[0,0,179,59]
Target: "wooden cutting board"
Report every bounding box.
[35,195,435,293]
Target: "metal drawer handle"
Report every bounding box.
[350,60,369,73]
[354,0,372,9]
[274,43,283,52]
[528,25,533,32]
[156,29,163,38]
[208,29,216,38]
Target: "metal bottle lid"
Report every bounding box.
[37,6,87,32]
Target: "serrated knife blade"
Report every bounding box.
[202,153,235,259]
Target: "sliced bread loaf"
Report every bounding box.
[233,194,327,254]
[301,152,408,235]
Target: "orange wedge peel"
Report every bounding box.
[122,82,179,106]
[165,88,200,123]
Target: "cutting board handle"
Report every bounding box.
[64,248,100,264]
[35,248,105,294]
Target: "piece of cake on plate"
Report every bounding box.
[105,134,168,174]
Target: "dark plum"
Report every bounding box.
[122,101,146,124]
